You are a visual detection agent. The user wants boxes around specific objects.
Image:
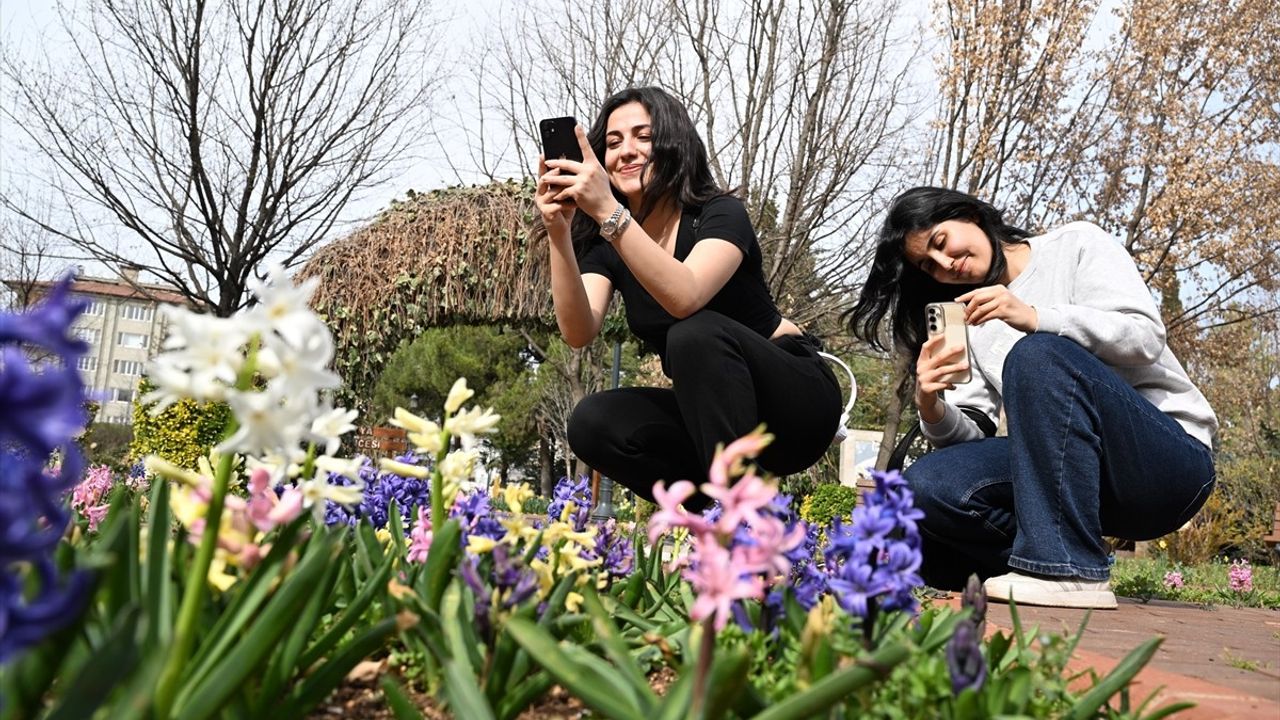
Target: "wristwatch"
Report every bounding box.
[600,205,632,243]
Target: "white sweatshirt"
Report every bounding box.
[922,221,1218,450]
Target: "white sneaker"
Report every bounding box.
[983,572,1117,609]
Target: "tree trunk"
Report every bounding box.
[539,431,554,497]
[876,355,913,470]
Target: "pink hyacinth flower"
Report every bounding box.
[739,514,807,579]
[1162,570,1184,590]
[707,429,774,489]
[683,537,765,631]
[702,473,775,535]
[648,480,711,544]
[407,505,433,564]
[84,504,110,532]
[245,467,279,532]
[1228,560,1253,593]
[268,487,305,526]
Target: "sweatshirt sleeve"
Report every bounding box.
[1033,223,1166,366]
[919,369,1001,447]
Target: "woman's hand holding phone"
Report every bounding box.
[539,126,616,224]
[914,334,969,423]
[955,284,1038,332]
[534,155,576,238]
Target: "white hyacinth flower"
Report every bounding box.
[310,407,358,456]
[244,264,322,350]
[439,449,477,487]
[444,405,501,442]
[443,378,474,414]
[314,454,364,482]
[217,389,303,457]
[297,473,365,522]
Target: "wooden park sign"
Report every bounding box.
[354,426,409,458]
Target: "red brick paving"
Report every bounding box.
[977,597,1280,719]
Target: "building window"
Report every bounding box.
[74,327,101,345]
[77,297,105,316]
[109,387,135,403]
[112,359,145,376]
[116,331,149,349]
[102,413,132,425]
[119,303,154,322]
[78,356,98,373]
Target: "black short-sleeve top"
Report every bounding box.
[576,195,782,364]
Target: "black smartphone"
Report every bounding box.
[539,116,583,169]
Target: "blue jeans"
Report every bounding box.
[905,334,1215,589]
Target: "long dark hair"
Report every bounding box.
[570,86,726,252]
[846,186,1032,358]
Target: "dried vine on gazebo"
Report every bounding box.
[298,180,554,410]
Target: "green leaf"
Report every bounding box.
[256,545,346,711]
[654,670,694,720]
[172,534,339,720]
[144,480,175,650]
[182,518,305,682]
[45,607,142,720]
[505,618,646,720]
[702,646,752,720]
[298,539,395,670]
[1064,637,1164,720]
[494,670,554,720]
[442,582,481,676]
[278,617,401,720]
[442,653,497,720]
[584,588,655,708]
[751,642,911,720]
[380,676,425,720]
[421,520,462,611]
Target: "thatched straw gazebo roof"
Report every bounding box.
[298,180,552,401]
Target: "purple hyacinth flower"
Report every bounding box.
[1,277,93,661]
[458,557,491,637]
[962,574,987,635]
[946,618,986,694]
[548,476,591,528]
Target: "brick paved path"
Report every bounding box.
[980,597,1280,719]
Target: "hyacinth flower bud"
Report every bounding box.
[945,618,987,695]
[962,573,987,635]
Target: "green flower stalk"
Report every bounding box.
[152,338,257,719]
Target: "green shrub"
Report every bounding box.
[129,376,232,469]
[1214,454,1280,563]
[800,483,860,528]
[1156,488,1243,566]
[81,422,134,472]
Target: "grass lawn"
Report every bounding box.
[1112,555,1280,609]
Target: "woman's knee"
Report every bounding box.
[1002,333,1093,395]
[665,311,732,368]
[903,453,956,517]
[567,393,616,463]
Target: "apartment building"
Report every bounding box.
[5,268,186,424]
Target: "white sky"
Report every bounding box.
[0,0,1125,284]
[0,0,511,281]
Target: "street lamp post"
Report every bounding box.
[592,341,622,520]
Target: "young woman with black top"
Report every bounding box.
[535,86,842,504]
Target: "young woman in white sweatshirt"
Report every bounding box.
[848,186,1217,609]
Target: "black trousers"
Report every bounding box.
[566,310,843,503]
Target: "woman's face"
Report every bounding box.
[903,219,994,285]
[604,101,653,203]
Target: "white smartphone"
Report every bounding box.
[925,301,972,384]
